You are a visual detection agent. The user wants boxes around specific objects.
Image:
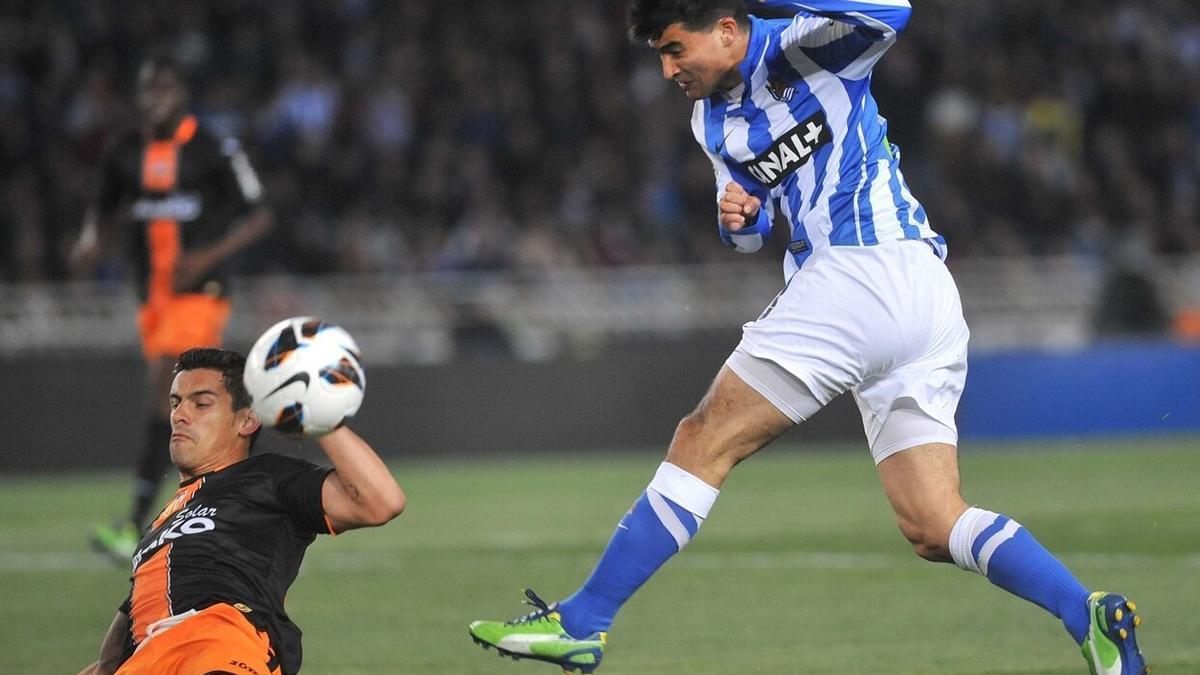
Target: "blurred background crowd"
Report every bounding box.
[0,0,1198,283]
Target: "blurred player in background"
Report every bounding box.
[469,2,1147,674]
[77,347,404,675]
[71,56,272,562]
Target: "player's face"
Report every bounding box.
[137,70,186,127]
[652,19,741,100]
[168,368,256,476]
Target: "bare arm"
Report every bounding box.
[174,205,272,291]
[78,611,129,675]
[319,426,405,532]
[70,208,114,277]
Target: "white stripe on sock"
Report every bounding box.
[977,519,1021,577]
[646,488,691,551]
[949,506,991,574]
[648,462,719,519]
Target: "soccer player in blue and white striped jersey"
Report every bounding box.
[469,3,1147,673]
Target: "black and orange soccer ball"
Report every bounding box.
[244,316,365,436]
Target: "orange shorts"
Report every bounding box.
[138,295,231,361]
[116,603,280,675]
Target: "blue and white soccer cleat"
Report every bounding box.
[1080,591,1148,675]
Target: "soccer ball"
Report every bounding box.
[243,317,366,436]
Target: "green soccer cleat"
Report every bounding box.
[469,589,606,674]
[91,520,139,565]
[1080,591,1149,675]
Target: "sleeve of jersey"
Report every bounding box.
[705,149,772,254]
[718,204,772,253]
[752,0,910,79]
[272,456,336,535]
[218,136,265,212]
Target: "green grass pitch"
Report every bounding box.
[1,437,1196,674]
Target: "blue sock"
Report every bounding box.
[949,507,1092,643]
[557,462,718,638]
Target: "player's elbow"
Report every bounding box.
[367,485,406,525]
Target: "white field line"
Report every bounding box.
[1,551,1198,573]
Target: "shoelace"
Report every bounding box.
[506,587,555,625]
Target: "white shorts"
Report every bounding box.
[726,239,969,464]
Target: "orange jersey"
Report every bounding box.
[117,453,333,675]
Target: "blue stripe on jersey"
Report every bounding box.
[740,91,776,157]
[703,98,728,154]
[798,23,882,73]
[886,151,918,239]
[856,148,879,245]
[785,185,814,268]
[828,96,868,245]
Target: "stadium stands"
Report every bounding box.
[0,0,1197,282]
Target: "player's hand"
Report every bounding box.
[68,239,99,278]
[69,218,102,278]
[173,252,209,292]
[719,181,761,231]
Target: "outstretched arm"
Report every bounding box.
[750,0,910,31]
[319,426,406,532]
[77,611,129,675]
[752,0,911,79]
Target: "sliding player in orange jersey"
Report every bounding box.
[78,347,404,675]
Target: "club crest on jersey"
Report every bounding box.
[766,73,795,102]
[741,111,831,188]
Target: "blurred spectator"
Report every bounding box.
[1,0,1198,283]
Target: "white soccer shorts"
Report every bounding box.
[726,238,970,464]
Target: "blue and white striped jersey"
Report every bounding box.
[692,0,943,277]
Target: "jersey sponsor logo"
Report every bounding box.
[132,504,218,568]
[741,112,831,188]
[130,193,203,222]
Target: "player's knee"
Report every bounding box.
[895,516,953,563]
[670,410,709,455]
[667,409,728,466]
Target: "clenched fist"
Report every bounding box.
[719,181,761,231]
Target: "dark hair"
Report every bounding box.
[629,0,749,43]
[174,347,261,449]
